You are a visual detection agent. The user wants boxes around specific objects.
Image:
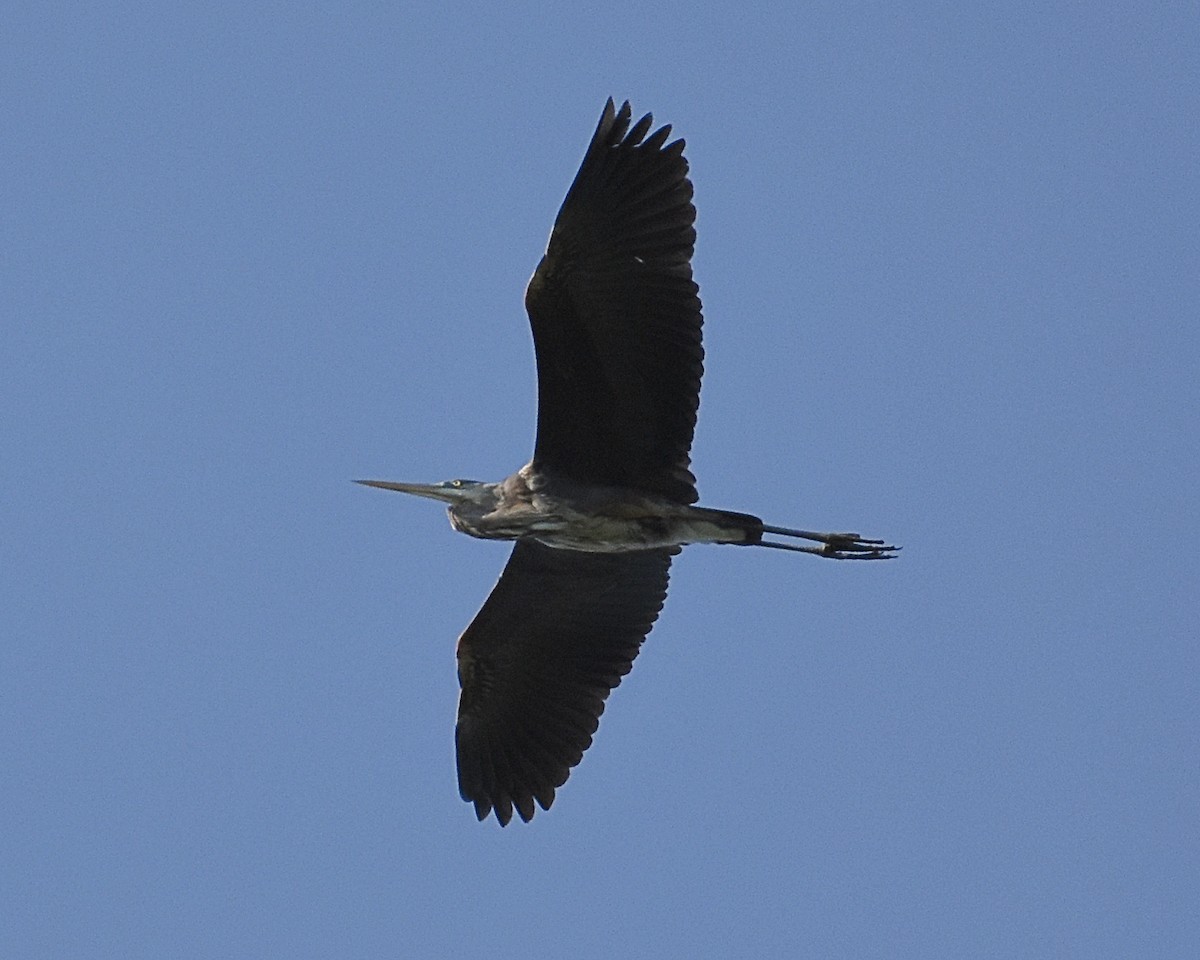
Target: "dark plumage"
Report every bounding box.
[526,101,703,504]
[454,540,675,825]
[358,100,897,825]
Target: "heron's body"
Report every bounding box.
[365,466,761,552]
[360,100,898,826]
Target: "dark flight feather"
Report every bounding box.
[455,540,676,824]
[525,98,703,505]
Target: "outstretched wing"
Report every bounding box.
[525,99,703,505]
[455,540,677,825]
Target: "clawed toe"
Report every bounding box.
[821,534,901,560]
[756,523,901,559]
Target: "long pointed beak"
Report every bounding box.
[355,479,458,503]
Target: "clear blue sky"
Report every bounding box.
[4,2,1197,957]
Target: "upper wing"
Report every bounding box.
[455,539,677,825]
[525,99,703,505]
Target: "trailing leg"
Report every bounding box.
[757,524,899,560]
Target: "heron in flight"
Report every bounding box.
[360,99,897,825]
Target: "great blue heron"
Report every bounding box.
[360,99,898,825]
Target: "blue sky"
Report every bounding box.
[4,2,1197,957]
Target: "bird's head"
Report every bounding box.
[355,477,494,505]
[356,477,502,538]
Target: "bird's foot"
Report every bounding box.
[759,524,900,560]
[816,532,899,560]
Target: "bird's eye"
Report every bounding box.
[450,479,463,488]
